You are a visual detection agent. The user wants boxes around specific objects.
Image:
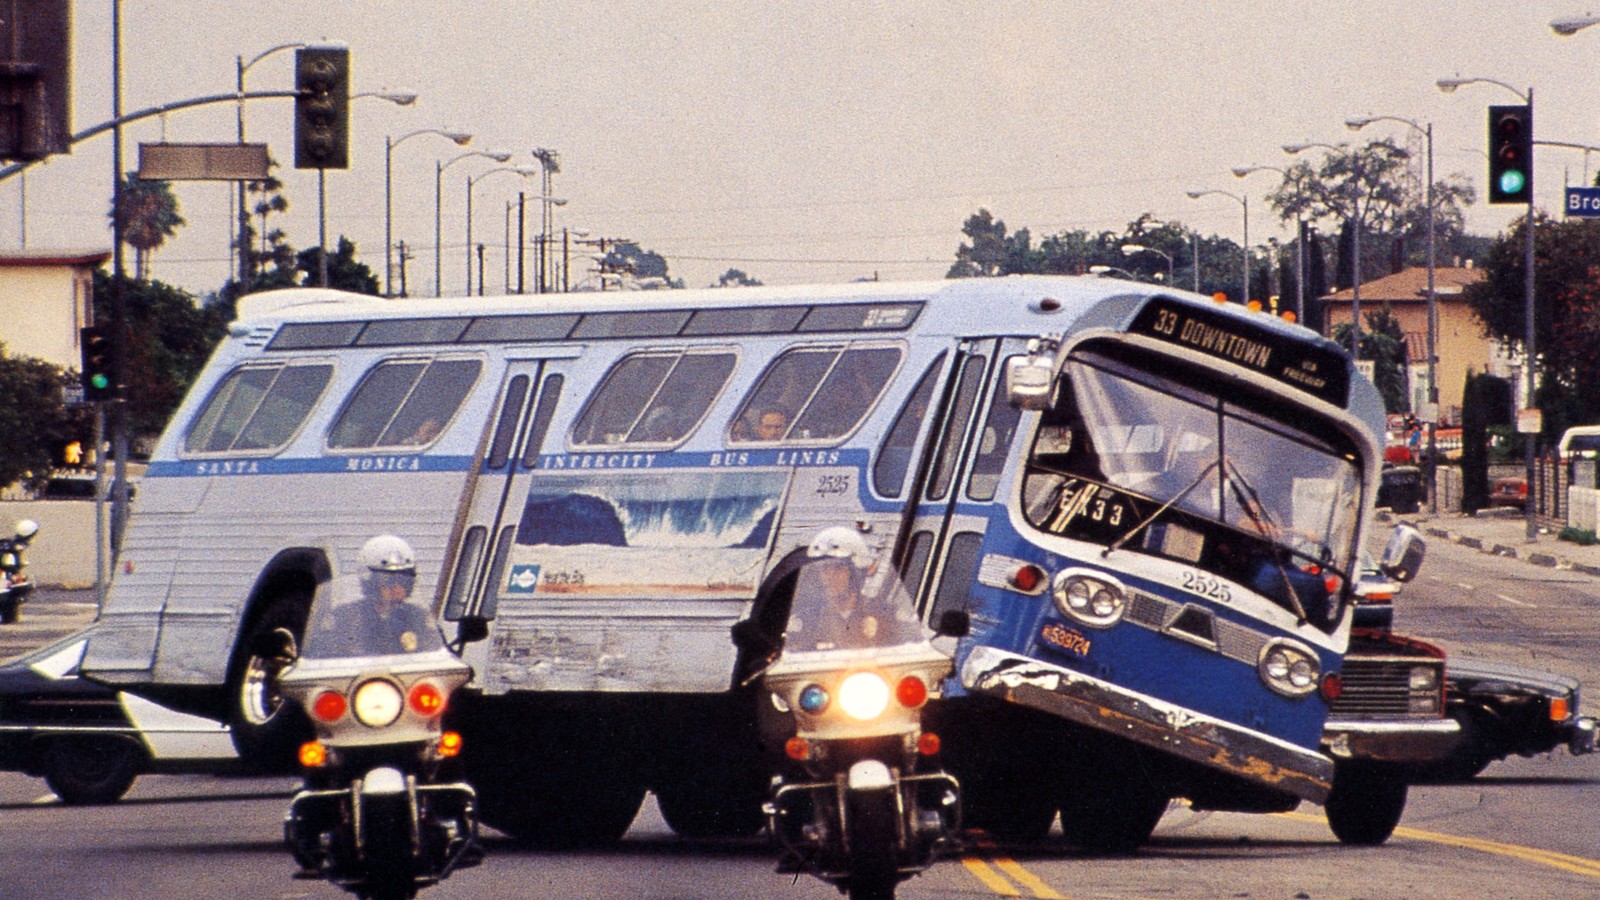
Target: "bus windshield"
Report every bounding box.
[1022,347,1362,628]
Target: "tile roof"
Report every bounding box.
[1320,266,1484,303]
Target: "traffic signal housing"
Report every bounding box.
[79,325,113,402]
[294,45,349,170]
[1488,104,1532,205]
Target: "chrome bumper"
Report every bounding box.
[1322,717,1462,763]
[961,645,1334,804]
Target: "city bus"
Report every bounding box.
[81,275,1403,847]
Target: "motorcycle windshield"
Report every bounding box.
[782,555,931,655]
[300,573,446,660]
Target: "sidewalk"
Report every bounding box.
[1384,505,1600,578]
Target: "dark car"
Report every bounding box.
[1409,654,1598,783]
[0,626,237,804]
[1377,464,1424,514]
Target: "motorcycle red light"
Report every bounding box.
[437,731,464,758]
[784,737,810,761]
[312,690,347,722]
[408,682,446,717]
[299,740,328,768]
[1319,672,1343,702]
[895,675,928,708]
[917,732,942,756]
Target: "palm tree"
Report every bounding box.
[108,172,185,281]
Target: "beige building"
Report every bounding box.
[0,248,110,370]
[1320,266,1502,426]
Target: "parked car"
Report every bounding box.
[0,626,237,804]
[1377,464,1424,515]
[1489,476,1528,510]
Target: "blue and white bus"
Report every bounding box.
[82,275,1403,847]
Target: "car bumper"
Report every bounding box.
[1322,717,1462,763]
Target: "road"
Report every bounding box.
[3,536,1600,898]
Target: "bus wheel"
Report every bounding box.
[655,776,767,838]
[1325,762,1407,845]
[227,595,311,772]
[480,770,647,847]
[1058,779,1168,854]
[962,782,1056,843]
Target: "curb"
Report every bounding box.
[1402,517,1600,576]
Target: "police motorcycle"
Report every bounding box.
[282,536,482,900]
[759,527,966,900]
[0,518,38,624]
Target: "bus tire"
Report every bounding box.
[1325,762,1407,846]
[1057,779,1167,854]
[226,593,312,772]
[655,776,767,838]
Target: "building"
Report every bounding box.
[1320,265,1500,426]
[0,248,110,370]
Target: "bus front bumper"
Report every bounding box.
[960,645,1334,804]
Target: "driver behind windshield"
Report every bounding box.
[327,534,432,655]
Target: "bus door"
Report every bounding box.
[440,355,573,643]
[899,338,1028,625]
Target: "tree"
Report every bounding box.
[948,209,1041,277]
[714,268,762,288]
[0,346,89,492]
[1332,309,1410,414]
[107,172,185,281]
[296,237,380,295]
[596,241,682,289]
[1463,213,1600,442]
[93,272,230,443]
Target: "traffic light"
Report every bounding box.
[1488,104,1532,205]
[79,325,113,402]
[294,46,349,170]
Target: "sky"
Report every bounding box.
[12,1,1600,298]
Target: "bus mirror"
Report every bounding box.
[1379,524,1425,583]
[1006,355,1054,410]
[455,616,490,645]
[935,610,970,638]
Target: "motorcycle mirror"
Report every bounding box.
[455,616,490,645]
[1379,524,1426,583]
[935,610,970,638]
[13,519,38,541]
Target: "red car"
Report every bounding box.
[1490,476,1528,509]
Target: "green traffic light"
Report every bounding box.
[89,373,109,390]
[1499,169,1527,196]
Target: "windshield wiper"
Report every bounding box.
[1103,459,1219,558]
[1223,459,1309,623]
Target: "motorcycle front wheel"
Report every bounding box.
[358,792,418,900]
[844,787,901,900]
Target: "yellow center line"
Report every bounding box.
[961,831,1070,899]
[961,856,1024,896]
[1281,811,1600,879]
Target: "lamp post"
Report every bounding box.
[1438,75,1537,542]
[236,42,304,285]
[1232,164,1307,323]
[386,128,472,296]
[1347,115,1438,513]
[1285,141,1362,357]
[1120,244,1173,283]
[300,90,417,289]
[1185,188,1248,304]
[435,149,511,296]
[531,148,560,292]
[466,165,539,296]
[1088,264,1139,280]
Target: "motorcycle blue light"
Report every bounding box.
[798,683,830,714]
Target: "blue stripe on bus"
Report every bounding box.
[145,447,877,479]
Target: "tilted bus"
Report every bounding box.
[82,275,1405,847]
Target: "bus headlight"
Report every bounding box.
[1258,640,1320,697]
[1051,570,1127,628]
[838,672,891,721]
[352,679,405,727]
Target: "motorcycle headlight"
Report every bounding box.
[1258,640,1320,698]
[352,678,405,727]
[1051,569,1127,628]
[838,672,891,721]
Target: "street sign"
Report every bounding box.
[1566,186,1600,218]
[138,143,270,180]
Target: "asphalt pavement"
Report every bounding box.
[0,586,98,663]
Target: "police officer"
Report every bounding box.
[331,535,431,655]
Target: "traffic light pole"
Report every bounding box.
[1524,87,1537,543]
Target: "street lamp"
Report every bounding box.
[1120,244,1173,284]
[1348,114,1439,513]
[386,128,472,296]
[532,148,560,293]
[1438,75,1537,542]
[1232,164,1307,323]
[435,149,512,296]
[1088,264,1138,280]
[466,165,538,296]
[236,42,304,285]
[1185,188,1248,305]
[301,90,417,288]
[1284,140,1366,357]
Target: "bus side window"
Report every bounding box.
[731,344,901,444]
[520,374,564,467]
[185,362,334,454]
[788,346,901,441]
[899,530,935,611]
[928,531,983,623]
[925,354,987,501]
[730,348,836,443]
[966,357,1025,502]
[571,352,734,447]
[873,354,944,498]
[485,375,531,469]
[328,358,482,450]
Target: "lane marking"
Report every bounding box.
[961,856,1023,896]
[962,832,1069,898]
[1494,593,1533,607]
[1454,582,1476,591]
[1282,812,1600,878]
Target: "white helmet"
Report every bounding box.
[806,526,871,570]
[360,534,416,575]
